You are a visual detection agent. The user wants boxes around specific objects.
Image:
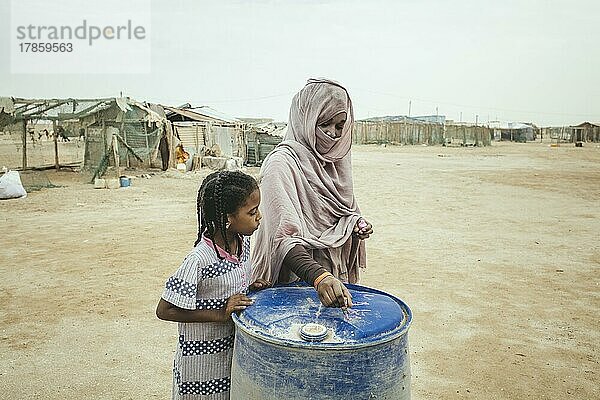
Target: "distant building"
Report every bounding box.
[486,121,538,142]
[571,122,600,142]
[244,120,286,166]
[163,104,246,162]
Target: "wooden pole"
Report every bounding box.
[53,120,59,170]
[102,119,107,152]
[113,133,143,162]
[21,120,28,169]
[254,133,260,165]
[121,120,129,168]
[143,122,150,167]
[83,126,89,168]
[112,134,121,178]
[167,122,176,169]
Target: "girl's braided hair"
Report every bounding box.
[195,171,258,258]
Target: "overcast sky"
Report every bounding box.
[1,0,598,126]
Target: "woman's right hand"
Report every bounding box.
[316,275,353,308]
[220,293,253,321]
[354,217,373,240]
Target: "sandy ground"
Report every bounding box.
[1,141,598,399]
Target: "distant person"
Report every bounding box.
[175,143,189,164]
[156,171,269,400]
[158,131,169,171]
[251,78,373,309]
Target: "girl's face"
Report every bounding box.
[228,188,261,236]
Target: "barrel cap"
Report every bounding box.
[299,323,328,342]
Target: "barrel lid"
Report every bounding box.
[233,283,411,348]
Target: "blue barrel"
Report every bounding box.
[119,176,131,187]
[231,283,412,399]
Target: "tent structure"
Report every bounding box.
[0,97,171,178]
[487,121,538,142]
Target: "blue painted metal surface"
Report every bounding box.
[231,283,412,399]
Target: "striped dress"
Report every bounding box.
[162,235,251,400]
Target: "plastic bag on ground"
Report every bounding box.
[0,170,28,199]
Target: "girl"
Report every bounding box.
[156,170,269,400]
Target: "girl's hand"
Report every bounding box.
[220,293,253,321]
[353,218,373,240]
[249,279,271,291]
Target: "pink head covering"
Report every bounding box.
[251,78,365,284]
[285,78,354,163]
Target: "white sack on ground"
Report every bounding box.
[0,170,27,199]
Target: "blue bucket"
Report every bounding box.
[119,176,131,187]
[231,283,412,399]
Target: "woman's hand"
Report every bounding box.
[249,279,271,291]
[220,293,253,321]
[354,218,373,240]
[316,275,353,308]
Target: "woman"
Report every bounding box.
[251,78,373,308]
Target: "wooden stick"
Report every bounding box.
[12,97,113,104]
[114,132,144,162]
[120,120,129,167]
[142,122,149,166]
[21,119,27,169]
[112,134,120,178]
[53,120,59,170]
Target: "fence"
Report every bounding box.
[353,121,491,146]
[0,121,86,170]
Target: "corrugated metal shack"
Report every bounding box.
[571,122,600,142]
[242,119,285,166]
[81,98,168,177]
[542,122,600,143]
[164,105,247,165]
[487,121,538,142]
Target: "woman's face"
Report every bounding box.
[318,112,347,139]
